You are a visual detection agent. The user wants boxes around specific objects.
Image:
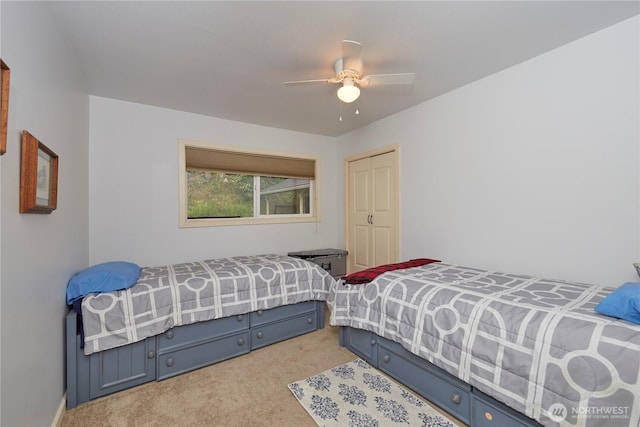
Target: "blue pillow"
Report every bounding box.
[595,282,640,325]
[66,261,141,305]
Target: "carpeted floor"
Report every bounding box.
[62,307,462,426]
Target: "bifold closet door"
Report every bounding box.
[347,150,397,273]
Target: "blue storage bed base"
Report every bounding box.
[339,326,543,427]
[66,300,325,408]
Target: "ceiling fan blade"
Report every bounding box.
[360,73,415,87]
[284,79,332,86]
[341,40,362,74]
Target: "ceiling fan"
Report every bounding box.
[285,40,415,104]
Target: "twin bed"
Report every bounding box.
[66,255,640,427]
[66,254,335,408]
[329,262,640,427]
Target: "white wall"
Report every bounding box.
[337,16,639,287]
[0,5,635,425]
[89,97,339,267]
[0,2,89,426]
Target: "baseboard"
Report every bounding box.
[52,393,66,427]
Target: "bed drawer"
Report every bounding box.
[472,393,540,427]
[377,340,470,425]
[250,301,316,327]
[157,314,249,352]
[157,331,250,380]
[251,312,318,349]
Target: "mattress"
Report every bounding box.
[81,254,335,355]
[328,262,640,427]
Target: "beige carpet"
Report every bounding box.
[62,307,462,427]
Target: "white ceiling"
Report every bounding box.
[49,1,639,137]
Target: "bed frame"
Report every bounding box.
[340,326,542,427]
[66,300,325,408]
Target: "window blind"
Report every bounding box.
[185,146,315,179]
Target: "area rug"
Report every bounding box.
[288,358,462,427]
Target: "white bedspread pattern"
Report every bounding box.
[81,254,335,355]
[328,262,640,427]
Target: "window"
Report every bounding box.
[179,140,319,227]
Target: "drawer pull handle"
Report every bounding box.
[165,330,174,339]
[307,318,313,324]
[236,314,243,321]
[451,393,460,404]
[237,338,245,346]
[257,310,263,316]
[371,340,376,346]
[257,331,264,339]
[147,351,155,359]
[382,354,390,363]
[485,412,493,421]
[166,357,175,367]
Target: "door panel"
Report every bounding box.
[373,164,391,213]
[347,150,398,273]
[371,152,396,266]
[349,157,372,273]
[354,225,370,269]
[89,337,156,399]
[373,226,392,267]
[354,169,370,212]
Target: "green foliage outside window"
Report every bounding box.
[187,171,311,219]
[187,171,253,218]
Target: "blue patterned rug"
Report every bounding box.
[288,358,461,427]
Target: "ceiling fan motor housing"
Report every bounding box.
[334,58,362,82]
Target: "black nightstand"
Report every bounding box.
[288,249,348,279]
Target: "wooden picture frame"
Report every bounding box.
[0,59,9,156]
[20,131,58,214]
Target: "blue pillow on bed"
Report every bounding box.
[595,282,640,325]
[66,261,141,305]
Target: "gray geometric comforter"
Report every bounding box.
[82,254,335,355]
[328,262,640,427]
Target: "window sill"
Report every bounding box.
[179,216,319,228]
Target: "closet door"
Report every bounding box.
[347,150,397,273]
[370,152,395,266]
[349,156,372,271]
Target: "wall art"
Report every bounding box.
[20,130,58,214]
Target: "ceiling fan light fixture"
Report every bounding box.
[337,77,360,103]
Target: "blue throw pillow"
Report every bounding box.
[595,282,640,325]
[66,261,141,305]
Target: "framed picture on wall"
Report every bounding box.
[20,130,58,214]
[0,59,10,156]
